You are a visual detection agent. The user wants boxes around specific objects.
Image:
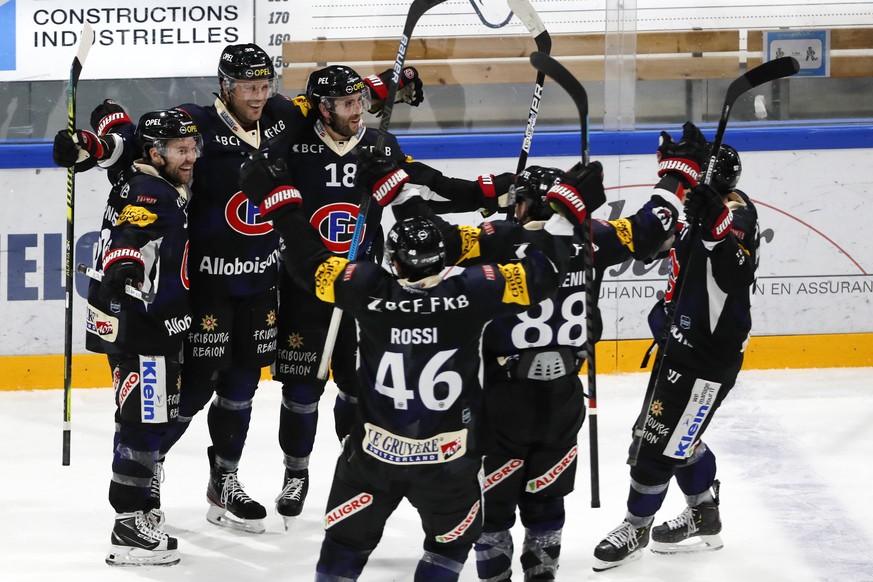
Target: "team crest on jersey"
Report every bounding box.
[650,400,664,416]
[181,241,190,290]
[225,191,273,236]
[287,332,304,348]
[310,203,364,254]
[201,315,219,331]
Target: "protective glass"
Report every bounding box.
[154,135,204,160]
[226,77,279,99]
[322,87,372,115]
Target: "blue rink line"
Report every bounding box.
[1,124,871,169]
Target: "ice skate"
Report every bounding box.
[592,520,650,572]
[105,511,180,567]
[206,448,266,534]
[651,481,723,554]
[275,468,309,530]
[145,459,165,528]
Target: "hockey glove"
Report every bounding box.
[478,172,516,214]
[355,147,411,206]
[238,151,302,220]
[90,99,133,136]
[685,183,732,243]
[545,161,606,229]
[99,248,145,307]
[365,66,424,115]
[656,121,709,190]
[52,129,114,172]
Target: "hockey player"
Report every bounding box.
[454,162,683,582]
[82,109,200,567]
[236,146,603,581]
[592,138,759,571]
[53,44,426,534]
[271,64,514,526]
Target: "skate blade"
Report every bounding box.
[280,514,297,531]
[206,505,266,534]
[106,545,180,567]
[592,549,643,572]
[650,534,723,554]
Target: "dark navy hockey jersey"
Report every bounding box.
[271,205,570,461]
[109,94,315,297]
[85,163,191,356]
[404,181,683,358]
[649,188,759,369]
[285,120,493,263]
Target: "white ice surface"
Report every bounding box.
[3,368,873,581]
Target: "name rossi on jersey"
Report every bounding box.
[363,423,467,465]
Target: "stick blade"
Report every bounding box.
[726,56,800,104]
[71,24,95,84]
[530,52,587,111]
[508,0,551,52]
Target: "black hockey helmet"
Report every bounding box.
[702,143,742,195]
[306,65,371,113]
[511,165,564,221]
[135,109,202,158]
[385,217,446,281]
[218,43,278,96]
[728,189,759,249]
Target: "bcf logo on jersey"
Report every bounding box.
[310,203,366,254]
[225,191,273,236]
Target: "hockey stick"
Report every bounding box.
[508,0,551,176]
[316,0,449,380]
[626,56,800,467]
[77,264,157,303]
[529,51,600,508]
[62,23,94,466]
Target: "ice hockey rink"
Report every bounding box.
[3,367,873,581]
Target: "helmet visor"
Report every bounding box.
[320,87,372,114]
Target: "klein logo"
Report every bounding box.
[673,405,709,458]
[225,191,274,236]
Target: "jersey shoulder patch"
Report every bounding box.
[292,95,312,117]
[497,262,531,306]
[314,256,351,304]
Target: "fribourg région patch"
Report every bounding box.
[362,423,467,465]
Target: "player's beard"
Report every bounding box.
[326,113,361,139]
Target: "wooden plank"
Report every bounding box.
[746,54,873,77]
[748,27,873,52]
[281,55,740,91]
[636,30,739,54]
[282,30,742,65]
